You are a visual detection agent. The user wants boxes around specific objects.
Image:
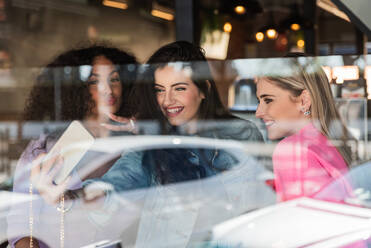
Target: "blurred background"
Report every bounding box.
[0,0,370,181]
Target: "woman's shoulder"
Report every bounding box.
[280,123,328,147]
[274,125,343,164]
[86,151,149,192]
[13,133,59,192]
[18,133,56,164]
[207,117,264,142]
[15,128,67,172]
[110,150,144,172]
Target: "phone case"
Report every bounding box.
[42,120,95,184]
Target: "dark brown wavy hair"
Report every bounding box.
[133,41,233,132]
[24,43,138,121]
[136,41,234,184]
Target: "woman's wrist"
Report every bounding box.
[56,190,79,213]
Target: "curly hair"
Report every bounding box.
[23,43,138,121]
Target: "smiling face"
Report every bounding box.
[88,56,122,118]
[255,78,309,140]
[154,65,205,126]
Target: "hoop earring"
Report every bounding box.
[304,110,311,116]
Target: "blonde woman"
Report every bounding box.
[255,59,355,202]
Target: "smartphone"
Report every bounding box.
[42,120,95,185]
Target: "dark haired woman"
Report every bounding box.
[83,41,266,247]
[24,44,137,128]
[87,40,263,190]
[7,44,138,248]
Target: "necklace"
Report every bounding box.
[29,184,65,248]
[58,193,65,248]
[29,183,33,248]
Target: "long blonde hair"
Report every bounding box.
[267,60,355,167]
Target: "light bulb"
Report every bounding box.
[291,23,300,31]
[297,39,305,48]
[256,32,264,42]
[266,29,277,39]
[234,6,246,15]
[224,22,232,33]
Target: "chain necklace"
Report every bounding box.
[29,183,33,248]
[29,184,65,248]
[58,193,65,248]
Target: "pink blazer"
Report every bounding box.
[273,123,351,202]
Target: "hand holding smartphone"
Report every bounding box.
[42,121,95,185]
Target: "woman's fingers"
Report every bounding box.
[30,153,46,184]
[39,150,60,176]
[84,187,105,202]
[101,113,136,132]
[108,113,136,124]
[30,152,68,205]
[101,123,134,132]
[108,113,132,124]
[48,156,64,180]
[49,176,71,204]
[83,181,112,201]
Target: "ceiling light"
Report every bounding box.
[151,9,174,21]
[255,32,264,42]
[266,28,277,39]
[102,0,128,10]
[151,1,174,21]
[257,12,277,40]
[290,23,300,31]
[234,5,246,15]
[297,39,305,48]
[223,22,232,33]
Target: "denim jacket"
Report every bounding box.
[83,119,269,247]
[84,118,263,191]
